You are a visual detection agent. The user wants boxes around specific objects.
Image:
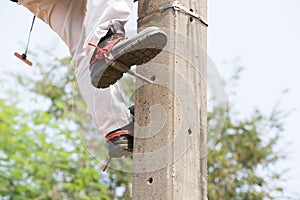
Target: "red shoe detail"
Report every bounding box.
[105,130,133,143]
[88,35,124,70]
[102,157,112,172]
[102,130,133,172]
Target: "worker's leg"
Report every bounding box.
[18,0,132,134]
[83,0,132,54]
[84,0,167,89]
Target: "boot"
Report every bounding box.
[89,20,167,88]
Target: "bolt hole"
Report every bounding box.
[188,128,192,135]
[147,177,153,185]
[190,9,194,22]
[151,75,156,81]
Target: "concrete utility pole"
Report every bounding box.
[133,0,207,199]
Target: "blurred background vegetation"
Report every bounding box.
[0,50,292,199]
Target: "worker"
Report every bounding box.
[10,0,167,163]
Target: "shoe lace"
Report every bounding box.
[88,35,124,70]
[102,157,112,172]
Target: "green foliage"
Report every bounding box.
[0,99,111,199]
[0,52,288,199]
[207,91,287,198]
[0,54,127,199]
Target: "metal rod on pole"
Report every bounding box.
[127,70,154,84]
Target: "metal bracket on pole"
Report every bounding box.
[127,70,154,84]
[106,55,154,84]
[138,0,208,26]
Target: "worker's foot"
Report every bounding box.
[105,106,134,158]
[102,107,134,171]
[105,122,134,158]
[89,20,168,88]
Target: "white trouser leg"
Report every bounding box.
[19,0,133,135]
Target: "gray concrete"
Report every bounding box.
[132,0,207,199]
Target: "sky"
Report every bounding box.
[208,0,300,197]
[0,0,300,198]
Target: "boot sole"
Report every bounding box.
[91,27,167,88]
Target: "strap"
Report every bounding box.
[102,157,112,172]
[105,130,133,142]
[24,15,36,55]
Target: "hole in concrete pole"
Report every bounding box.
[147,177,153,185]
[188,128,192,135]
[190,9,194,22]
[151,75,156,81]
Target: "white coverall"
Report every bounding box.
[18,0,133,135]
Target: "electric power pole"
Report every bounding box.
[133,0,208,199]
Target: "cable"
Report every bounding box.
[24,15,36,55]
[14,15,36,66]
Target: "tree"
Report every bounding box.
[0,53,126,199]
[207,107,287,199]
[1,51,289,199]
[206,65,289,199]
[0,99,112,199]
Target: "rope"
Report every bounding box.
[24,15,36,55]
